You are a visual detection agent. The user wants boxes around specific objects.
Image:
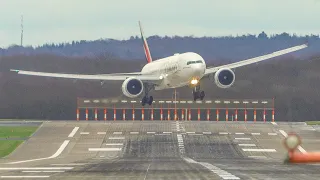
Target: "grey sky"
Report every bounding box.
[0,0,319,47]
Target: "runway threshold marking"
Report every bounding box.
[0,167,73,170]
[183,157,240,180]
[51,163,87,166]
[268,133,277,136]
[113,132,122,134]
[219,132,229,135]
[235,133,245,135]
[238,144,256,147]
[235,138,251,140]
[130,132,139,134]
[203,132,212,134]
[105,143,123,146]
[248,156,267,159]
[251,133,261,135]
[108,137,125,140]
[22,171,65,173]
[80,132,89,135]
[88,148,122,151]
[0,176,50,178]
[68,127,79,137]
[147,132,155,134]
[242,149,276,152]
[97,132,106,135]
[279,130,307,153]
[7,140,70,164]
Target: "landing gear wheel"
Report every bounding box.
[141,96,147,106]
[200,91,205,100]
[148,96,153,105]
[193,91,199,101]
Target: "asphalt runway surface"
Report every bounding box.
[0,120,319,180]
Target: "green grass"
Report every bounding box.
[306,121,320,125]
[0,126,39,138]
[0,126,39,158]
[0,141,23,157]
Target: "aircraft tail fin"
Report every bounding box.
[139,21,153,63]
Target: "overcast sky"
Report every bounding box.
[0,0,319,47]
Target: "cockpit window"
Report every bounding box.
[187,60,203,65]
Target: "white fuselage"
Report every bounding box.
[141,52,206,90]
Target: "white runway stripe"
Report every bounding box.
[248,156,267,159]
[1,176,50,178]
[108,137,125,140]
[163,132,172,134]
[113,132,122,134]
[147,132,155,134]
[80,132,89,135]
[130,132,139,134]
[186,132,195,134]
[251,133,261,135]
[268,133,277,136]
[68,127,79,137]
[235,133,244,135]
[105,143,123,146]
[235,138,251,140]
[97,132,106,135]
[203,132,212,134]
[7,140,70,164]
[271,122,278,125]
[51,163,86,166]
[22,171,65,173]
[88,148,122,151]
[242,149,276,152]
[219,132,229,135]
[238,144,256,147]
[0,167,73,170]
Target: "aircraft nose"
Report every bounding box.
[193,64,204,76]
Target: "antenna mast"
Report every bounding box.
[20,15,24,46]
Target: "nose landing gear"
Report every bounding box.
[141,84,154,106]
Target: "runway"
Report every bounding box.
[0,121,319,179]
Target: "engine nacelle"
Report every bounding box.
[121,77,144,98]
[214,68,235,88]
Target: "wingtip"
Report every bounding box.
[10,69,19,72]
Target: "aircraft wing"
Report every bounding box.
[10,69,161,82]
[204,43,308,75]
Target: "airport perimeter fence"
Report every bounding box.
[76,98,275,122]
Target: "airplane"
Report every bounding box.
[10,21,308,106]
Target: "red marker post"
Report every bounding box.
[284,133,320,163]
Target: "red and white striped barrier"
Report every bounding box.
[254,109,256,122]
[151,107,154,121]
[216,109,219,121]
[272,108,275,122]
[244,109,247,122]
[94,109,98,121]
[207,109,210,121]
[263,108,266,122]
[188,108,191,121]
[235,109,238,121]
[76,109,79,121]
[197,108,200,121]
[104,108,107,121]
[132,106,135,121]
[167,108,170,120]
[160,107,163,121]
[226,108,228,121]
[113,107,116,121]
[181,109,184,120]
[85,108,88,121]
[122,109,126,120]
[142,108,144,121]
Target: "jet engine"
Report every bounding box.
[121,77,144,98]
[214,68,235,88]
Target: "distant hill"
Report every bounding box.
[1,32,319,62]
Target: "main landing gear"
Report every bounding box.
[193,84,205,101]
[141,84,154,106]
